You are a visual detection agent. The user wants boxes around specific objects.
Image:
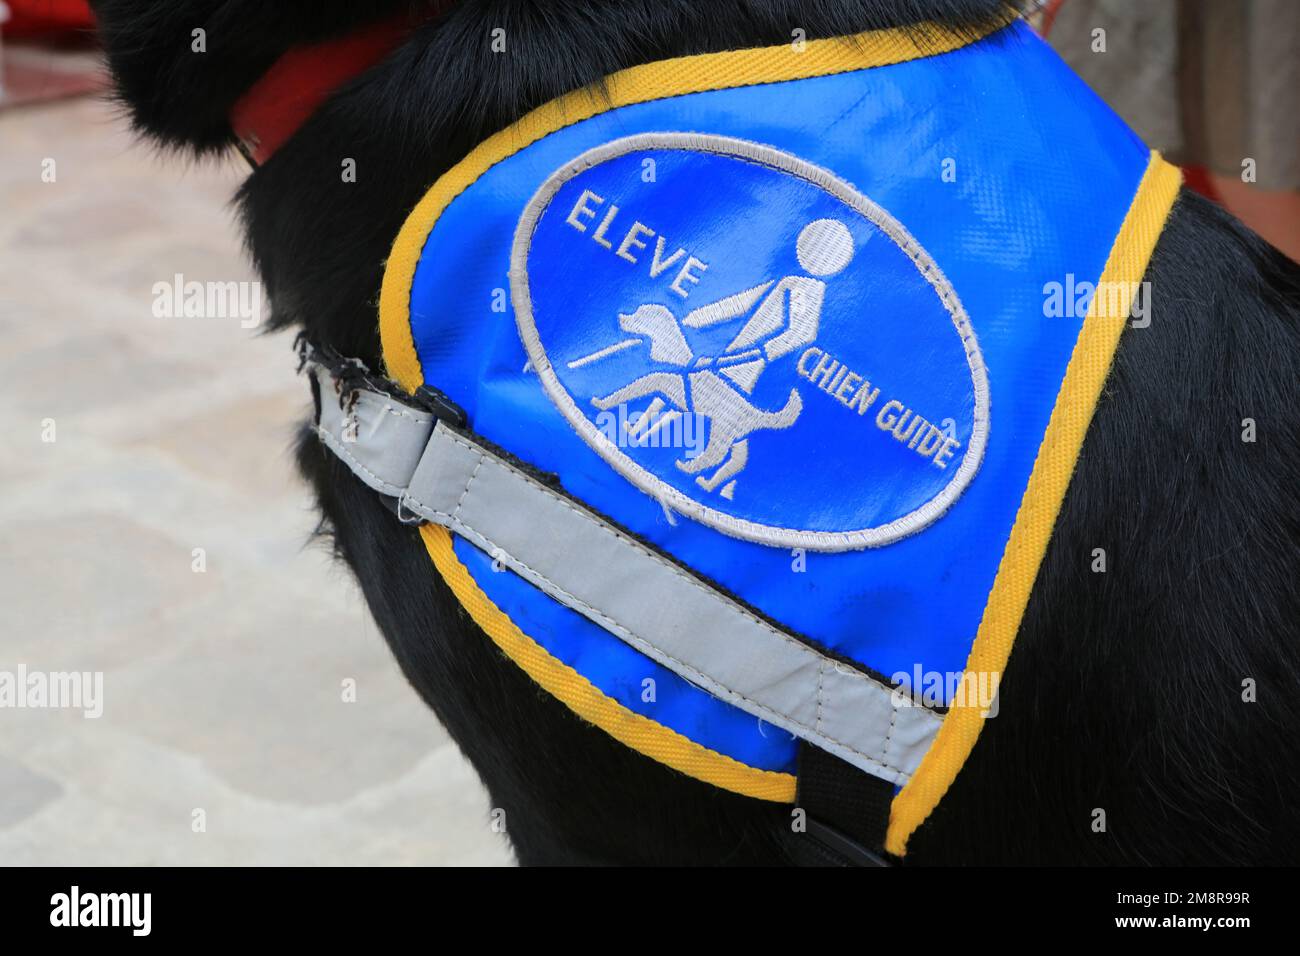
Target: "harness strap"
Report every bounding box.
[794,741,896,866]
[306,352,943,788]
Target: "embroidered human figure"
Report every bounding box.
[573,218,855,499]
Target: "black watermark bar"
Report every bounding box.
[0,866,1280,941]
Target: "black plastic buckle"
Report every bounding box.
[412,384,466,429]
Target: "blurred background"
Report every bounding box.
[0,0,510,865]
[1037,0,1298,261]
[0,0,1293,866]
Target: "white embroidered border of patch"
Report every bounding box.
[510,132,990,551]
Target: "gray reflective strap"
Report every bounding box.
[311,364,942,786]
[311,363,435,498]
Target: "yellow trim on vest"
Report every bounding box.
[378,14,1182,844]
[419,524,798,803]
[884,152,1183,857]
[379,17,1011,392]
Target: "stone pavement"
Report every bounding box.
[0,86,512,865]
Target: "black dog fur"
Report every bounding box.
[89,0,1300,864]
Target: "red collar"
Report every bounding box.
[230,12,431,165]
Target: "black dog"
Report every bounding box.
[90,0,1300,864]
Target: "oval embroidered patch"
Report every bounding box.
[510,133,988,550]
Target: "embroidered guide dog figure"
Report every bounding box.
[575,218,853,498]
[91,0,1300,866]
[513,131,990,552]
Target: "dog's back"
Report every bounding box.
[91,0,1300,864]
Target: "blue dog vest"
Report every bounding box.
[338,16,1181,856]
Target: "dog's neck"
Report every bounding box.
[230,12,423,165]
[226,1,1023,167]
[229,2,465,166]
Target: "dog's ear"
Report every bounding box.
[88,0,420,153]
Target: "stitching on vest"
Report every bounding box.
[451,453,485,522]
[377,401,433,425]
[815,660,826,735]
[882,696,899,767]
[404,430,936,779]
